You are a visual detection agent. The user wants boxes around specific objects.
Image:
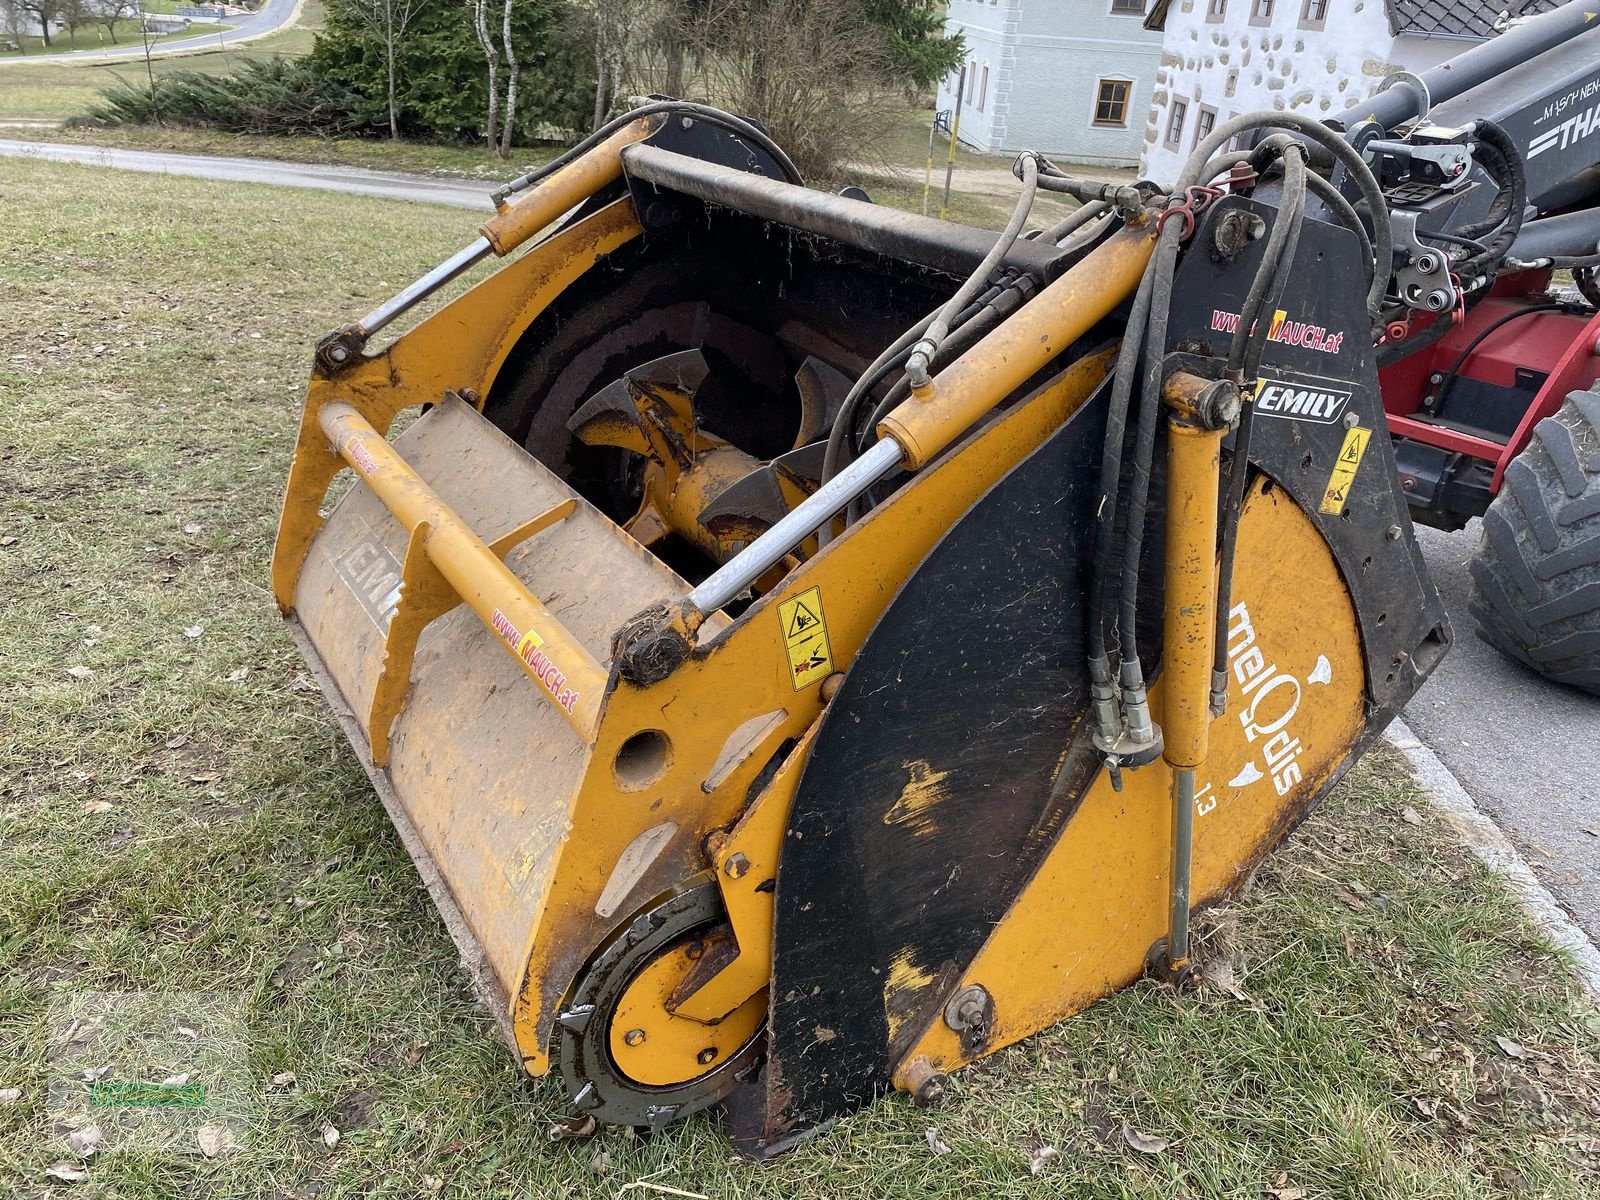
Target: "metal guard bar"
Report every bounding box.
[621,143,1066,283]
[320,402,607,740]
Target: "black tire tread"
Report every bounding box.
[1469,390,1600,696]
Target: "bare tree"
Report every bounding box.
[590,0,632,130]
[667,0,897,180]
[137,1,160,122]
[59,0,89,48]
[472,0,501,150]
[88,0,135,44]
[498,0,519,156]
[0,0,28,51]
[342,0,422,139]
[14,0,63,47]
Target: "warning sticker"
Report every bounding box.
[1319,425,1372,515]
[778,586,833,691]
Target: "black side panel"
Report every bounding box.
[754,393,1125,1144]
[1166,194,1451,708]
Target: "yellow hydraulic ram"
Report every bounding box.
[317,115,660,368]
[671,218,1160,630]
[1158,370,1239,974]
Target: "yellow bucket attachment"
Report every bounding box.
[274,105,1454,1155]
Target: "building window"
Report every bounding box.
[1249,0,1274,25]
[1109,0,1144,13]
[1093,78,1132,127]
[977,64,989,112]
[1194,105,1217,150]
[1225,68,1239,97]
[1299,0,1327,29]
[1166,98,1187,149]
[965,66,976,103]
[1206,0,1227,20]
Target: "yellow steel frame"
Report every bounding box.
[275,127,1167,1087]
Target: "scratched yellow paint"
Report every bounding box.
[882,759,954,834]
[885,948,937,1044]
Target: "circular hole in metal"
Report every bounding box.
[614,730,671,791]
[1377,612,1388,625]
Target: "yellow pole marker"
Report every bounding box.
[941,65,965,221]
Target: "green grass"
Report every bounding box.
[0,21,236,60]
[21,122,563,180]
[2,158,1598,1200]
[876,103,1019,175]
[0,0,317,120]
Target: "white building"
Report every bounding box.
[935,0,1165,168]
[1139,0,1563,183]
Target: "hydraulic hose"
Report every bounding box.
[1114,217,1185,702]
[821,287,1006,484]
[816,306,941,533]
[1454,120,1527,276]
[1182,110,1390,321]
[904,153,1040,390]
[497,100,803,197]
[1430,302,1571,412]
[1209,151,1309,707]
[1193,142,1370,279]
[1086,265,1160,679]
[1232,147,1310,380]
[860,281,1033,451]
[1303,171,1374,283]
[1040,199,1111,246]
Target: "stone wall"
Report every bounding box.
[1141,0,1467,184]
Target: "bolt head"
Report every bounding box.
[329,345,349,363]
[1343,411,1360,429]
[724,852,750,880]
[1199,379,1242,428]
[696,1047,717,1065]
[624,1028,646,1047]
[913,1075,948,1108]
[1386,524,1403,540]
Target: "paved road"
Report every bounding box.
[0,139,494,209]
[1404,523,1600,943]
[1,135,1594,944]
[0,0,299,64]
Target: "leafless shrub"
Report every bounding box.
[606,0,899,183]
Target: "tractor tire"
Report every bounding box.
[1469,390,1600,695]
